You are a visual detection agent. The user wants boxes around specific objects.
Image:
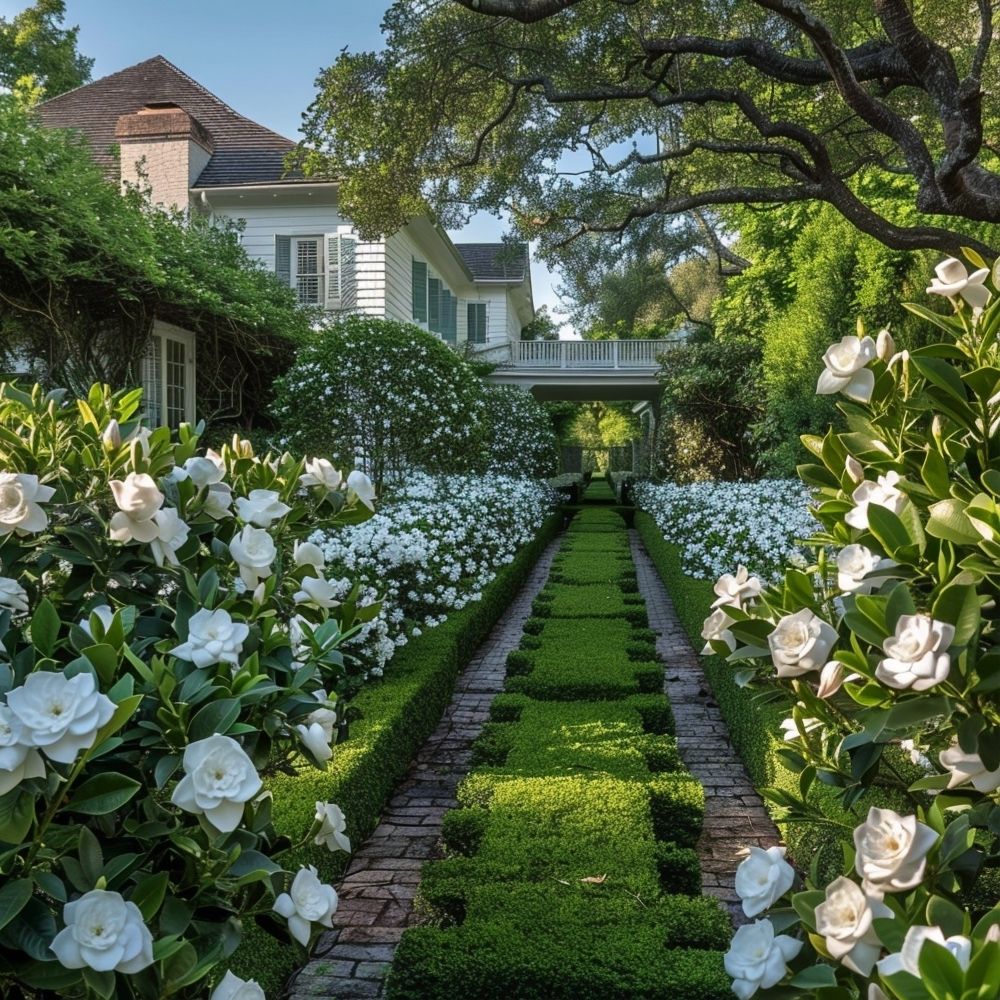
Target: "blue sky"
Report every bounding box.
[4,0,566,327]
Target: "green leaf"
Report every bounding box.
[130,871,169,921]
[927,895,969,938]
[884,696,952,731]
[927,499,983,545]
[0,879,33,932]
[0,897,57,961]
[82,643,118,688]
[867,503,915,560]
[918,938,966,1000]
[921,449,952,499]
[188,697,241,741]
[932,582,981,646]
[30,599,61,658]
[903,302,964,337]
[78,826,104,885]
[0,789,35,845]
[788,965,837,989]
[66,773,141,815]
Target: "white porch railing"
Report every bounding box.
[512,338,678,369]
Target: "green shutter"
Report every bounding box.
[428,277,442,333]
[468,302,486,343]
[451,295,458,343]
[275,235,291,287]
[412,259,428,322]
[441,289,454,342]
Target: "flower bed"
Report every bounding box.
[310,473,554,671]
[633,479,815,580]
[386,507,731,1000]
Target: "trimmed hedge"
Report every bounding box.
[633,512,917,882]
[387,508,729,1000]
[231,513,562,994]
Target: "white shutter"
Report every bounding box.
[324,233,341,309]
[324,233,358,310]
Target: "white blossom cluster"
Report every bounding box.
[311,472,554,670]
[634,479,816,580]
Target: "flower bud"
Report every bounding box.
[102,420,122,450]
[845,455,864,484]
[875,328,895,361]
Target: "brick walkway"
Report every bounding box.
[287,537,563,1000]
[629,532,781,925]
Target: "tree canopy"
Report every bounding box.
[300,0,1000,260]
[0,0,92,100]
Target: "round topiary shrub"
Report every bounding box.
[271,317,487,486]
[481,384,558,478]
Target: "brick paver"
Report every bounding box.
[629,532,781,924]
[287,537,563,1000]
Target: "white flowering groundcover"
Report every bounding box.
[633,479,816,581]
[311,472,554,670]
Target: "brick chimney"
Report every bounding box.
[115,103,214,211]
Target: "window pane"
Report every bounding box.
[296,239,323,304]
[166,337,187,429]
[142,336,163,426]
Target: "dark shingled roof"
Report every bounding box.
[37,55,308,188]
[453,243,528,282]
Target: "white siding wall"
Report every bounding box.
[505,289,523,341]
[210,199,386,317]
[384,229,417,324]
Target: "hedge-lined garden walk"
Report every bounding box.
[628,531,780,923]
[287,536,563,999]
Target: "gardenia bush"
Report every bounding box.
[703,256,1000,998]
[309,472,553,670]
[633,479,814,580]
[481,384,558,478]
[0,382,379,999]
[270,317,487,487]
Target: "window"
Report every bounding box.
[412,259,428,322]
[275,234,356,310]
[142,325,195,429]
[467,302,487,344]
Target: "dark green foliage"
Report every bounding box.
[441,807,489,856]
[229,515,561,992]
[1,1,92,98]
[656,848,703,898]
[270,316,487,485]
[482,383,558,478]
[535,583,634,619]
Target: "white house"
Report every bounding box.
[37,56,534,426]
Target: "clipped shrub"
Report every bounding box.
[482,384,558,478]
[270,316,486,485]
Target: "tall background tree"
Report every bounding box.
[0,0,92,101]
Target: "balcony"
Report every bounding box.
[511,338,679,369]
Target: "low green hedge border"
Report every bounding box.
[386,508,729,1000]
[633,512,917,883]
[229,513,562,994]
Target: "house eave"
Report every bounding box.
[191,180,339,194]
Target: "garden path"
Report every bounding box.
[629,531,781,924]
[286,536,563,1000]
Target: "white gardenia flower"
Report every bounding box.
[845,472,906,530]
[836,544,895,594]
[0,473,55,537]
[50,890,154,974]
[878,926,972,978]
[314,802,351,853]
[229,526,276,588]
[295,721,333,763]
[171,733,262,833]
[203,482,234,520]
[6,671,114,764]
[301,458,342,492]
[816,335,877,403]
[304,689,338,743]
[876,614,954,691]
[724,919,802,1000]
[109,473,164,544]
[171,609,250,670]
[926,257,991,311]
[779,715,822,742]
[148,508,190,567]
[235,489,291,528]
[816,660,861,699]
[0,576,29,614]
[735,846,795,918]
[845,455,865,484]
[294,576,341,609]
[78,604,115,640]
[814,876,891,975]
[273,865,338,946]
[347,470,376,511]
[869,987,889,1000]
[768,609,838,678]
[293,540,326,571]
[875,328,895,362]
[701,607,735,655]
[853,807,937,893]
[939,743,1000,792]
[210,971,266,1000]
[184,455,226,488]
[0,704,45,796]
[101,420,122,450]
[712,566,763,610]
